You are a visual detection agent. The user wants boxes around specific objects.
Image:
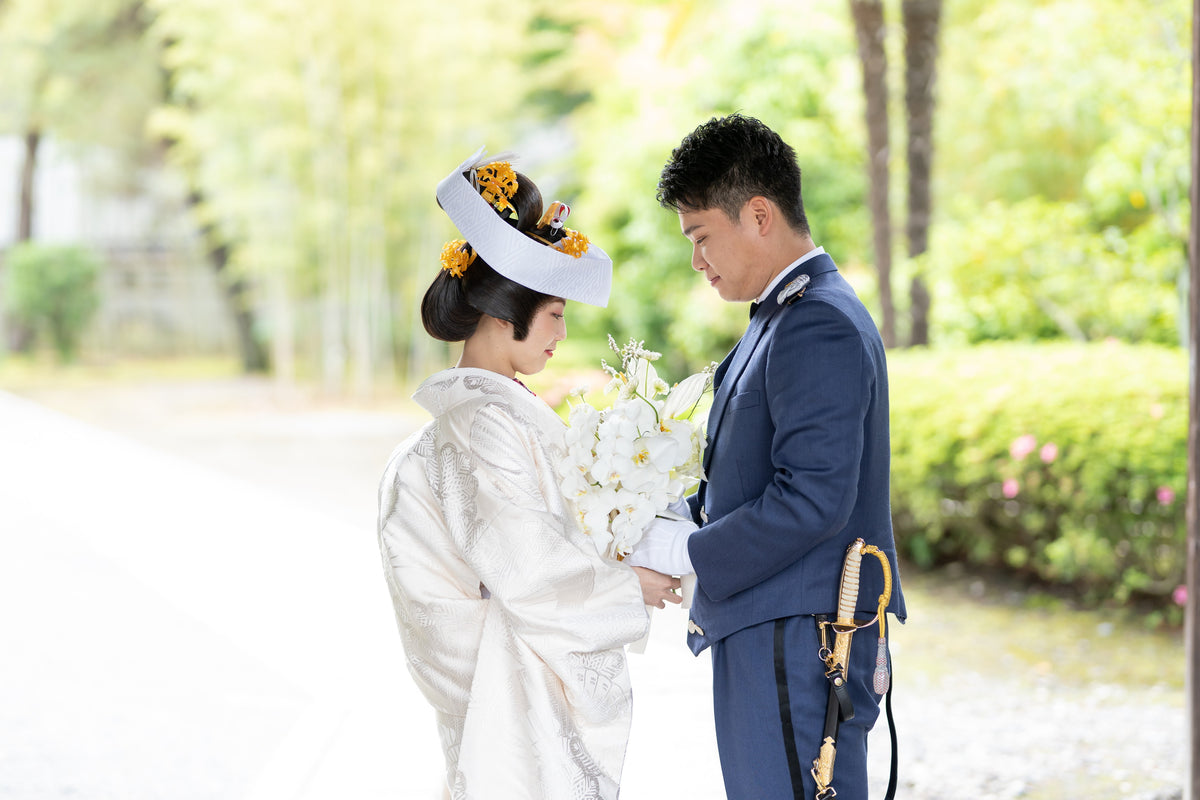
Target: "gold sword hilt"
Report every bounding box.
[825,539,893,675]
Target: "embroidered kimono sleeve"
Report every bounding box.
[443,403,647,655]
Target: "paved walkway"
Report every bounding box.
[0,389,729,799]
[2,383,1186,799]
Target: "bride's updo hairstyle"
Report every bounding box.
[423,166,564,343]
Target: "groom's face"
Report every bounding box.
[678,202,768,303]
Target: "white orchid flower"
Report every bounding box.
[591,431,637,487]
[576,486,618,533]
[564,406,600,459]
[559,466,594,499]
[653,418,696,464]
[663,370,714,419]
[629,398,661,434]
[610,493,657,556]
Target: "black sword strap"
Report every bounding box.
[774,618,805,800]
[816,682,898,800]
[884,659,898,800]
[814,614,855,800]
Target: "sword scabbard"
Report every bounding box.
[811,735,837,796]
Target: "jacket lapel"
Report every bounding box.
[703,312,770,473]
[700,255,837,476]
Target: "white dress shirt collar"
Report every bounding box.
[756,247,825,304]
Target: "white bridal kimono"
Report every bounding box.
[378,368,649,800]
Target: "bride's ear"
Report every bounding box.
[475,313,513,338]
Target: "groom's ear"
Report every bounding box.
[746,196,773,235]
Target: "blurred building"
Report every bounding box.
[0,135,235,356]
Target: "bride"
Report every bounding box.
[377,150,681,800]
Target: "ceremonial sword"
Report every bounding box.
[811,538,894,800]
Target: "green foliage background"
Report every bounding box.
[0,0,1192,615]
[889,342,1187,622]
[2,0,1187,376]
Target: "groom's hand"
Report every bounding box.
[627,517,697,576]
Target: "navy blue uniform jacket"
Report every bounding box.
[686,253,907,655]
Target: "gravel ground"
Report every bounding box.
[6,376,1188,799]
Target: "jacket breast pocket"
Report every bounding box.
[729,390,761,411]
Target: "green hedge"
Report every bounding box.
[888,342,1187,618]
[3,243,101,361]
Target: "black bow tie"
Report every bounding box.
[749,301,760,319]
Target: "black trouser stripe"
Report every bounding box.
[773,618,805,800]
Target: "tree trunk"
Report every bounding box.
[850,0,895,348]
[268,269,295,386]
[902,0,941,347]
[154,27,268,374]
[1185,1,1199,796]
[185,190,270,373]
[4,127,42,353]
[209,241,269,374]
[17,128,39,242]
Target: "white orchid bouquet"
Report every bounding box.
[558,336,717,561]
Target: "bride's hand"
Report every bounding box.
[632,566,683,608]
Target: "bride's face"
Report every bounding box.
[511,299,567,376]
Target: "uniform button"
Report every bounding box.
[688,619,705,636]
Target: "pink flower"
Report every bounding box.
[1040,443,1058,463]
[1174,585,1188,607]
[1002,478,1019,499]
[1010,434,1037,460]
[1156,486,1176,506]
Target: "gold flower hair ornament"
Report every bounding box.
[556,229,590,258]
[440,238,477,278]
[474,161,518,215]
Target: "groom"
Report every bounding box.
[630,114,907,800]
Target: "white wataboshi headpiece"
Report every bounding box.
[435,147,613,307]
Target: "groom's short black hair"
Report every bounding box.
[657,113,810,236]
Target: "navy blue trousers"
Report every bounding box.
[710,615,887,800]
